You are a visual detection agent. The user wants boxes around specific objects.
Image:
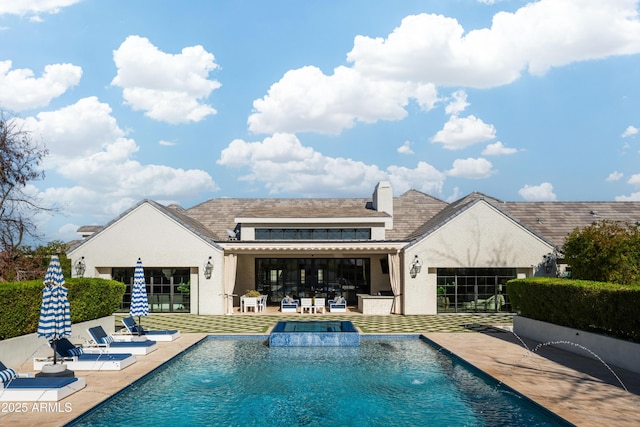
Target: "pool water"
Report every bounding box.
[67,337,570,426]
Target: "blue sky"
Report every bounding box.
[1,0,640,245]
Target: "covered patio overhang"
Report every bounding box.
[218,241,407,314]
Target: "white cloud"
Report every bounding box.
[431,115,496,150]
[628,173,640,188]
[482,141,517,155]
[159,140,177,146]
[348,2,640,87]
[622,125,639,138]
[447,157,495,179]
[248,2,640,136]
[518,182,557,201]
[615,192,640,201]
[21,98,218,219]
[20,97,122,164]
[444,90,470,115]
[397,140,413,154]
[248,66,438,134]
[112,36,221,124]
[0,0,81,17]
[606,171,624,182]
[387,162,446,195]
[0,60,82,111]
[218,133,445,196]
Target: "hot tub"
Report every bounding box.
[269,320,360,347]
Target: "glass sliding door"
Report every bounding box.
[114,267,190,313]
[436,268,514,313]
[256,258,371,305]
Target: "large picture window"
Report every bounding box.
[255,258,370,305]
[436,268,514,313]
[114,267,190,313]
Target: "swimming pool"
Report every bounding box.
[67,337,571,426]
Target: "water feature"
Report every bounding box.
[269,320,360,347]
[66,337,571,426]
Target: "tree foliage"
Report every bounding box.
[563,220,640,285]
[0,112,50,280]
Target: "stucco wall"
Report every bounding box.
[69,203,224,315]
[403,201,553,315]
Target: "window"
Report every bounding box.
[254,228,371,240]
[436,268,515,314]
[114,267,190,313]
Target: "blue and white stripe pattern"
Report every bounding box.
[37,255,72,340]
[130,258,149,318]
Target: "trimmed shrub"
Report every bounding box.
[507,278,640,342]
[0,278,125,340]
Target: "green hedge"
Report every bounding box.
[507,278,640,342]
[0,278,126,340]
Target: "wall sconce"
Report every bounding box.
[409,255,422,278]
[74,256,86,277]
[204,256,214,279]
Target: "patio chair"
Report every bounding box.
[258,295,268,312]
[86,326,158,355]
[0,360,86,402]
[33,338,136,371]
[118,316,181,341]
[280,296,299,313]
[328,296,347,312]
[300,298,313,314]
[313,298,325,314]
[243,297,259,313]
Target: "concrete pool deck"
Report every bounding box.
[1,313,639,426]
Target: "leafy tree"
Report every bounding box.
[0,112,50,280]
[563,220,640,285]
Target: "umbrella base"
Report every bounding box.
[36,369,75,377]
[37,363,75,377]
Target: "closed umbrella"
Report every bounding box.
[37,255,72,365]
[130,258,149,335]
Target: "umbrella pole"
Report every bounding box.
[138,316,142,336]
[53,340,58,365]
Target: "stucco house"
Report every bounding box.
[67,181,640,315]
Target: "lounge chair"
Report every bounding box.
[0,361,86,401]
[463,294,506,312]
[33,338,136,371]
[328,296,347,312]
[280,296,299,313]
[86,326,158,355]
[300,298,313,314]
[117,316,181,341]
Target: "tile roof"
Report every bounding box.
[73,187,640,251]
[184,197,389,240]
[501,201,640,248]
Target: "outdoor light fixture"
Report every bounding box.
[204,256,214,279]
[409,255,422,278]
[74,256,86,277]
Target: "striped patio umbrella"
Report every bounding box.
[37,255,72,365]
[130,258,149,335]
